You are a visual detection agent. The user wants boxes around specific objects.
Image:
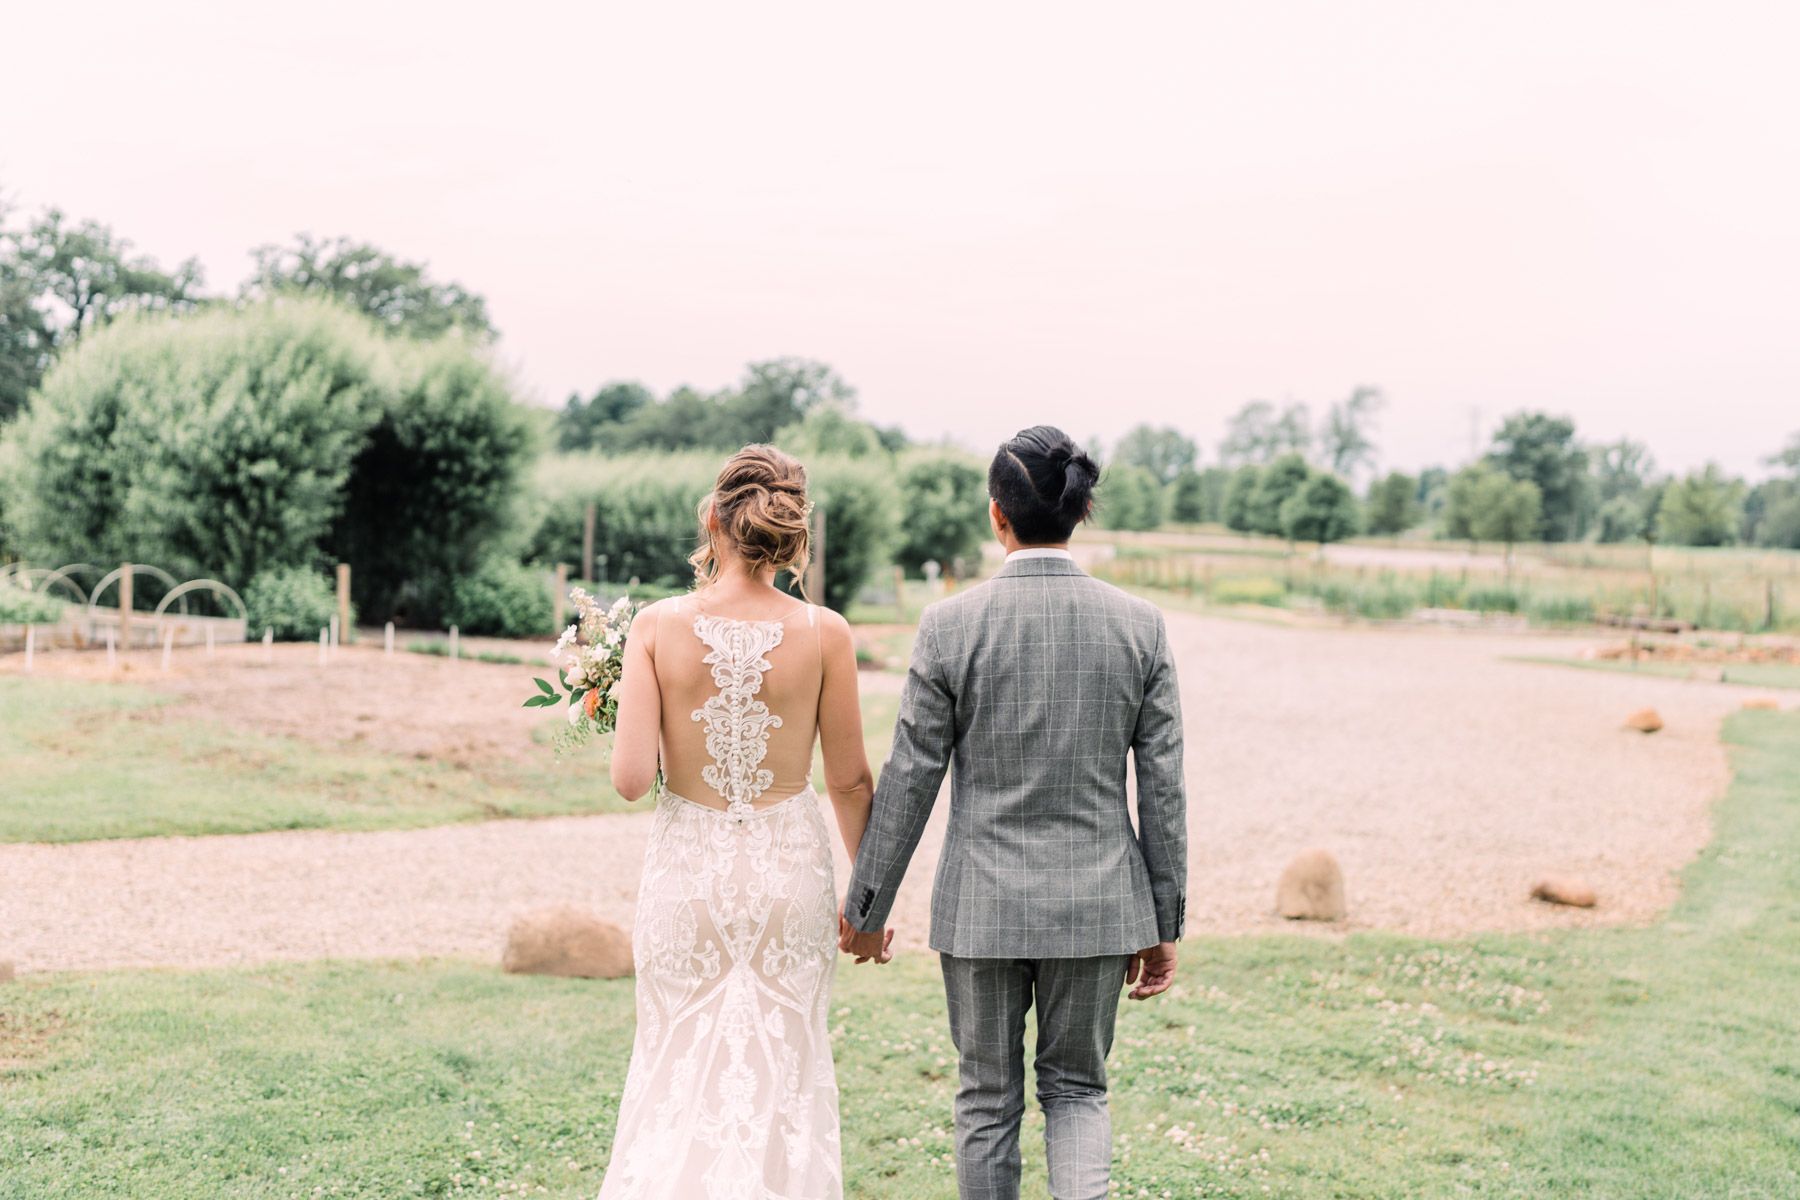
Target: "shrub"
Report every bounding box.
[1247,454,1311,536]
[1096,465,1166,532]
[894,451,989,576]
[1465,585,1522,613]
[1526,593,1596,625]
[0,581,64,624]
[1279,472,1361,545]
[445,558,552,638]
[806,458,898,610]
[244,565,340,641]
[1210,575,1286,606]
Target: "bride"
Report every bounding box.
[597,444,887,1199]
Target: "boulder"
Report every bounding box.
[502,906,633,979]
[1531,877,1597,908]
[1742,698,1781,711]
[1275,848,1346,921]
[1624,708,1664,733]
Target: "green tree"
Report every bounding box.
[1758,492,1800,550]
[1597,494,1654,543]
[1365,470,1421,535]
[720,358,855,446]
[242,234,493,341]
[555,381,653,451]
[1219,400,1311,465]
[774,401,885,459]
[1318,385,1384,479]
[1168,467,1208,524]
[1767,432,1800,475]
[1246,453,1312,536]
[1656,464,1743,547]
[1222,465,1261,532]
[1113,424,1197,485]
[1096,465,1167,532]
[894,452,989,574]
[607,386,728,453]
[1594,438,1657,503]
[1470,475,1543,567]
[1279,472,1361,546]
[1485,411,1591,541]
[806,458,898,610]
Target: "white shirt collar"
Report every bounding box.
[1004,547,1075,563]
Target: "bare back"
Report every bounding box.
[652,594,823,813]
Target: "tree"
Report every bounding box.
[1113,424,1197,485]
[1246,453,1312,536]
[1656,464,1743,547]
[1097,465,1166,531]
[1485,412,1591,541]
[894,452,989,574]
[1318,385,1384,480]
[1594,438,1657,503]
[1218,400,1310,465]
[1279,472,1360,547]
[1597,494,1653,543]
[720,357,854,447]
[1365,470,1421,535]
[1,204,204,420]
[1168,467,1209,524]
[1768,431,1800,475]
[1222,465,1261,532]
[242,234,493,341]
[1470,475,1543,567]
[555,382,652,451]
[1758,492,1800,550]
[775,400,886,459]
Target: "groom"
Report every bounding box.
[842,425,1188,1200]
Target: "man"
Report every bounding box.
[842,424,1188,1200]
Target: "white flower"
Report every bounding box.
[564,666,583,687]
[567,701,585,727]
[605,629,622,647]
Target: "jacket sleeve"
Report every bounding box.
[1133,610,1188,942]
[844,609,956,933]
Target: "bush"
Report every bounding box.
[894,451,989,576]
[1096,465,1166,532]
[0,581,64,624]
[244,565,340,641]
[1247,454,1311,536]
[807,458,898,610]
[1279,472,1360,545]
[445,558,552,638]
[1465,586,1522,613]
[1526,593,1596,625]
[1210,575,1286,606]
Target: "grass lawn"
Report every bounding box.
[1510,654,1800,691]
[4,712,1797,1196]
[0,678,900,844]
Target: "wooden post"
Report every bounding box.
[336,564,352,645]
[805,507,827,605]
[118,563,133,652]
[23,625,33,673]
[893,565,907,623]
[554,563,569,632]
[1767,579,1778,631]
[582,504,597,583]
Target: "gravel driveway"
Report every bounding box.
[0,612,1768,973]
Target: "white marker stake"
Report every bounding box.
[263,627,274,664]
[106,628,117,671]
[449,625,460,660]
[23,625,34,673]
[329,614,339,649]
[161,628,174,671]
[319,628,329,665]
[205,624,215,659]
[384,621,394,656]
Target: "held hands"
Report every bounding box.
[1126,941,1178,1000]
[838,913,895,964]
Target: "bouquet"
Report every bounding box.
[523,588,639,755]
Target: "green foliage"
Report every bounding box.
[1596,493,1653,543]
[554,381,652,451]
[1167,467,1209,523]
[1222,464,1261,532]
[1757,493,1800,550]
[1485,411,1591,541]
[893,451,989,575]
[1209,575,1286,606]
[1246,453,1311,536]
[807,458,899,610]
[445,558,552,638]
[1279,471,1360,545]
[4,300,381,582]
[774,401,885,459]
[1365,470,1421,535]
[243,564,340,641]
[1112,423,1196,484]
[0,579,63,624]
[329,339,535,624]
[242,234,493,341]
[1318,385,1384,478]
[1657,464,1743,547]
[1096,464,1166,531]
[1445,463,1542,550]
[1218,399,1310,465]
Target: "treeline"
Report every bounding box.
[1094,400,1800,553]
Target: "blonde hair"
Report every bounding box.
[690,444,813,597]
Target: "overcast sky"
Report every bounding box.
[4,1,1796,477]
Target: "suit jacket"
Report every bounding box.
[845,554,1187,958]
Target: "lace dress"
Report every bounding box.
[597,610,842,1200]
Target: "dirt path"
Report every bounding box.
[1,613,1773,973]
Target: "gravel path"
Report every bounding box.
[1,612,1771,973]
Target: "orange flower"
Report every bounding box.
[584,689,601,720]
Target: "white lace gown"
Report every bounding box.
[597,613,843,1200]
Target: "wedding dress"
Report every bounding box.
[597,600,842,1200]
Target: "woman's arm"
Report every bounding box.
[609,599,664,802]
[815,608,875,859]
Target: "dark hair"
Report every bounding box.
[987,425,1100,544]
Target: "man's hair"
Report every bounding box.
[987,425,1100,544]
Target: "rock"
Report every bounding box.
[1275,848,1346,921]
[0,960,14,984]
[1531,877,1597,908]
[502,906,633,979]
[1624,708,1664,733]
[1742,698,1781,711]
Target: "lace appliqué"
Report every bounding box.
[690,616,785,818]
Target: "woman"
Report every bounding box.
[598,444,884,1199]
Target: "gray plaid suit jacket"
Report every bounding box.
[846,554,1187,958]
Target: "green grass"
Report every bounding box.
[4,712,1798,1196]
[405,640,542,667]
[0,677,902,844]
[1511,655,1800,691]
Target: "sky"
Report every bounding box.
[3,1,1797,478]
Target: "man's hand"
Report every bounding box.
[1126,941,1177,999]
[838,914,895,964]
